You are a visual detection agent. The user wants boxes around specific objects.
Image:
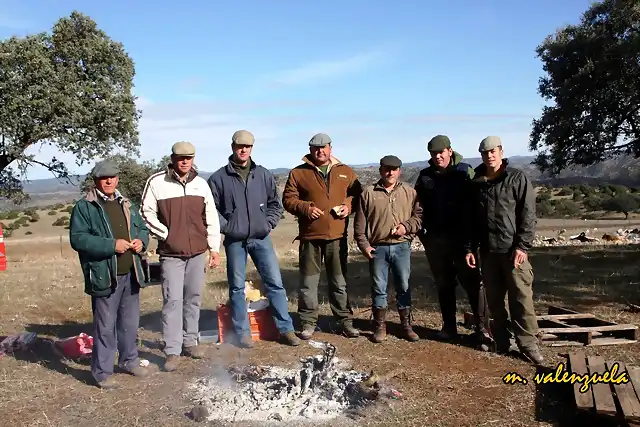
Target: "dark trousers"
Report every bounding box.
[422,234,486,332]
[297,238,353,327]
[91,271,140,383]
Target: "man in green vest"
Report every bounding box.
[69,160,151,389]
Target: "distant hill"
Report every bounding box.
[3,154,640,210]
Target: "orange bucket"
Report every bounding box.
[217,304,279,343]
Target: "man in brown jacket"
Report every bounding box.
[354,155,422,343]
[282,133,362,339]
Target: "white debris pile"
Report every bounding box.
[188,342,375,424]
[534,228,640,247]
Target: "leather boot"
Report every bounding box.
[398,308,419,342]
[371,307,387,343]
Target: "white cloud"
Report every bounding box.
[259,51,385,89]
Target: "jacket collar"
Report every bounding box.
[165,164,198,184]
[225,155,257,175]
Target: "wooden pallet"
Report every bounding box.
[462,305,638,346]
[567,351,640,426]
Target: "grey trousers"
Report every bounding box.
[91,272,140,383]
[160,252,206,356]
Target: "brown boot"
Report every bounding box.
[398,308,419,342]
[370,307,387,343]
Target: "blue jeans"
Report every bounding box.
[369,242,412,309]
[225,235,295,337]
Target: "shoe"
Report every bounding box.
[183,345,206,359]
[127,365,149,378]
[237,335,255,349]
[164,355,181,372]
[371,307,387,343]
[279,331,301,346]
[435,327,458,342]
[96,376,118,390]
[521,346,544,365]
[297,325,316,340]
[340,321,360,338]
[398,308,419,342]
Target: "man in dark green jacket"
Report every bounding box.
[69,160,151,389]
[465,136,543,365]
[414,135,491,348]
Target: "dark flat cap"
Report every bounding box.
[380,155,402,168]
[427,135,451,152]
[309,133,332,147]
[91,160,119,178]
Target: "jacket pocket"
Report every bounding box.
[223,209,243,239]
[87,261,111,293]
[254,204,271,238]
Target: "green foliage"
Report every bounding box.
[573,192,584,202]
[557,188,573,196]
[28,213,40,222]
[602,194,640,218]
[5,211,20,220]
[529,0,640,174]
[52,217,68,227]
[63,205,73,213]
[551,199,582,217]
[23,208,36,216]
[536,200,554,218]
[25,231,33,235]
[3,228,12,238]
[0,11,140,203]
[536,193,552,203]
[81,154,168,205]
[583,195,605,212]
[48,210,57,216]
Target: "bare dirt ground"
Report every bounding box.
[1,215,640,426]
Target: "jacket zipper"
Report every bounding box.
[97,203,117,281]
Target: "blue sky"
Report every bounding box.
[0,0,593,179]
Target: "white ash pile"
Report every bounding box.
[188,342,393,424]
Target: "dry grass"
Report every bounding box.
[1,216,640,426]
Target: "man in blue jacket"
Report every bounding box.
[69,160,150,389]
[208,130,300,348]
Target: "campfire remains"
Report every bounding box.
[188,341,400,424]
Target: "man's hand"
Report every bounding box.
[362,246,376,259]
[337,204,350,218]
[513,248,528,268]
[208,251,221,268]
[130,239,144,253]
[391,224,407,237]
[115,239,131,254]
[465,253,477,268]
[307,206,324,220]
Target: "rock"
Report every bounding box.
[189,404,209,422]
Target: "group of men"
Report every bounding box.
[69,130,542,390]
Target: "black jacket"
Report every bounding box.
[466,159,536,254]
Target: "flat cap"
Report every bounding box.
[380,155,402,168]
[232,130,255,146]
[171,141,196,157]
[309,133,332,147]
[478,136,502,152]
[91,160,119,178]
[427,135,451,152]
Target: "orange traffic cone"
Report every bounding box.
[0,224,6,271]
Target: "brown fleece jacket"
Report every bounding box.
[282,155,362,241]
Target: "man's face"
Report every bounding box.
[481,146,503,169]
[172,155,194,175]
[309,144,331,164]
[430,148,452,168]
[95,176,119,197]
[232,143,253,163]
[380,166,401,186]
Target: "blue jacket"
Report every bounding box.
[207,157,284,243]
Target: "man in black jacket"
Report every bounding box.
[414,135,490,347]
[465,136,543,365]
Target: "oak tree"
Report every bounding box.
[529,0,640,175]
[0,11,140,203]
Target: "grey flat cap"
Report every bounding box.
[427,135,451,152]
[91,160,119,178]
[479,136,502,152]
[309,133,332,147]
[172,141,196,156]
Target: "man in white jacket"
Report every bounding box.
[140,141,221,372]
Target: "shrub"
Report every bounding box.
[25,231,33,235]
[557,188,573,196]
[3,228,13,238]
[5,211,19,220]
[23,208,36,216]
[63,205,73,213]
[48,210,57,216]
[52,218,67,227]
[29,213,40,222]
